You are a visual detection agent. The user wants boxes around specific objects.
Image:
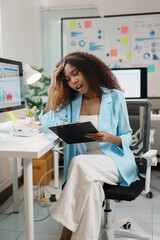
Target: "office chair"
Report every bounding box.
[100,100,157,240]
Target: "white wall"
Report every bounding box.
[0,0,41,122]
[1,0,41,66]
[41,0,160,16]
[0,0,41,193]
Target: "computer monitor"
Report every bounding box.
[112,67,147,99]
[0,58,25,113]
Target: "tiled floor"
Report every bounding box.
[0,170,160,240]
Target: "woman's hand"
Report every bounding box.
[50,62,65,90]
[45,62,65,114]
[85,131,122,146]
[85,131,110,142]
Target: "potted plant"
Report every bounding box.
[25,106,39,124]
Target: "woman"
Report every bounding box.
[39,52,139,240]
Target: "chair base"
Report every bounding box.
[100,199,151,240]
[100,228,151,240]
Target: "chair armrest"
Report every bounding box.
[142,149,157,166]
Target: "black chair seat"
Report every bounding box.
[62,177,145,202]
[103,176,145,201]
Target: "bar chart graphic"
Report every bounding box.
[0,90,5,102]
[0,63,21,109]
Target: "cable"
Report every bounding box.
[0,196,24,216]
[43,185,52,196]
[34,205,50,222]
[34,165,64,195]
[38,168,55,187]
[33,145,65,199]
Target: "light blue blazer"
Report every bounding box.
[39,88,139,186]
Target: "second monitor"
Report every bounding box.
[112,67,147,99]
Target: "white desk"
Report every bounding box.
[0,131,60,240]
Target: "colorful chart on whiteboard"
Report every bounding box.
[62,13,160,97]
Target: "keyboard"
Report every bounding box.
[11,122,43,137]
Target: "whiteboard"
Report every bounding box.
[61,13,160,97]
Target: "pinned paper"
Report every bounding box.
[7,111,17,122]
[121,37,128,45]
[70,21,77,28]
[110,49,118,57]
[147,65,155,72]
[121,26,128,34]
[126,53,132,60]
[84,20,92,28]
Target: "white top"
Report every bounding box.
[79,115,102,154]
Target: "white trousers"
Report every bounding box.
[52,154,119,240]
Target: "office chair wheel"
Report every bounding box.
[123,222,131,230]
[146,191,153,199]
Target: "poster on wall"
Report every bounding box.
[63,18,107,60]
[62,17,132,68]
[131,15,160,64]
[131,15,160,97]
[62,13,160,97]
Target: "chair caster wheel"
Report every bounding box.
[146,191,153,198]
[123,222,131,230]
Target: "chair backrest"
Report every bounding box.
[127,100,151,156]
[126,100,151,174]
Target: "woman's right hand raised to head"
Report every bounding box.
[50,62,65,90]
[45,62,65,114]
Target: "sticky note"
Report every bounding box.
[147,65,155,72]
[121,37,128,45]
[84,20,92,28]
[70,21,77,28]
[7,111,17,122]
[126,53,132,60]
[121,26,128,34]
[110,49,118,57]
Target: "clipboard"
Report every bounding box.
[49,121,98,144]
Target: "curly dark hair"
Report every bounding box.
[55,51,120,109]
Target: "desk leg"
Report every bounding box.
[12,158,19,213]
[24,158,34,240]
[54,150,59,188]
